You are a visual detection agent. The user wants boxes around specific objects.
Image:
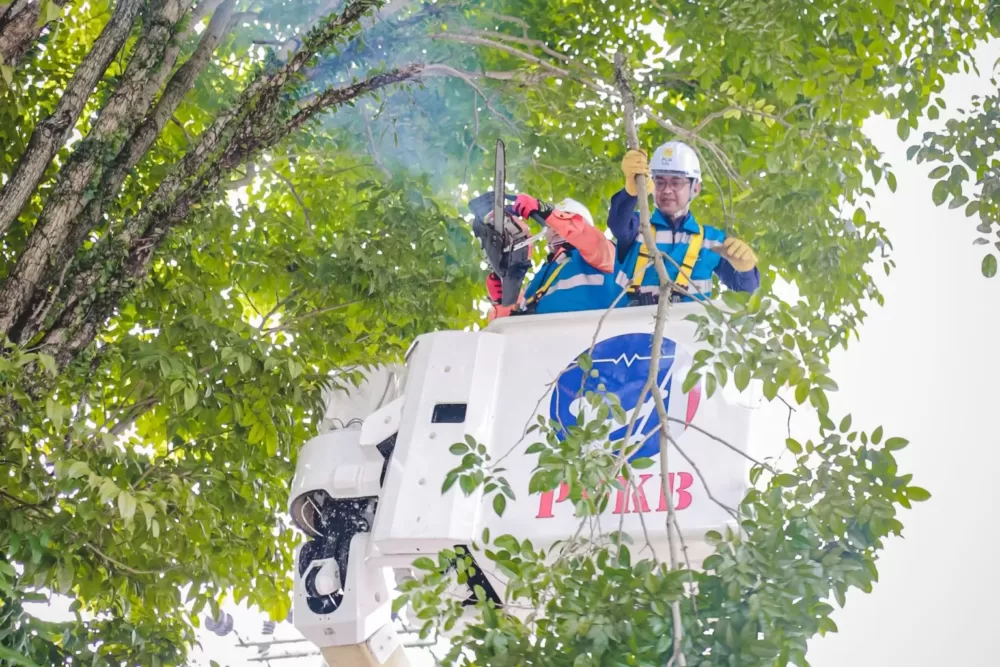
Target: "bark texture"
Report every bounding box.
[0,0,195,337]
[0,0,143,239]
[0,0,68,69]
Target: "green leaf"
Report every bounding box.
[774,474,798,488]
[67,461,90,479]
[785,438,802,454]
[118,491,137,523]
[896,118,909,141]
[885,437,909,451]
[794,379,810,405]
[412,557,436,571]
[183,386,197,411]
[98,479,120,504]
[45,397,64,431]
[0,645,43,667]
[492,493,506,516]
[928,165,948,179]
[631,457,655,470]
[839,415,852,432]
[734,364,751,391]
[931,180,949,206]
[459,475,477,496]
[871,425,883,445]
[449,443,468,455]
[983,254,997,278]
[906,486,931,502]
[887,171,897,193]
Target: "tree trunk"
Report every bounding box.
[0,0,194,338]
[0,0,142,241]
[40,64,425,367]
[15,0,239,344]
[0,0,68,69]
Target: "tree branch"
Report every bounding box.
[0,0,195,338]
[614,51,687,667]
[0,0,69,69]
[15,0,239,344]
[422,63,520,133]
[361,106,391,178]
[0,0,143,240]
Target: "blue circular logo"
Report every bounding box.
[548,333,701,460]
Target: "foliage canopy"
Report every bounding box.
[0,0,994,664]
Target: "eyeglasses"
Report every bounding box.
[654,177,692,192]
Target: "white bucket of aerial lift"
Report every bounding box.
[288,302,754,660]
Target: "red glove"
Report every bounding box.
[486,272,503,304]
[511,194,552,221]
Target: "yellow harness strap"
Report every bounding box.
[523,254,570,309]
[629,224,704,293]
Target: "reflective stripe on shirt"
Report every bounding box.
[545,273,606,296]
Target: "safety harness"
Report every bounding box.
[628,222,704,304]
[518,252,570,314]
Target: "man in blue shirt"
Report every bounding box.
[608,141,760,304]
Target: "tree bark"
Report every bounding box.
[0,0,68,69]
[0,0,194,338]
[13,0,238,344]
[41,64,425,367]
[0,0,143,240]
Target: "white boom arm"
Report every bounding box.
[287,303,755,664]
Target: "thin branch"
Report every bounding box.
[233,279,263,319]
[262,300,361,333]
[615,51,687,667]
[692,105,792,134]
[259,286,304,329]
[475,10,529,38]
[226,161,257,189]
[422,63,520,133]
[666,416,773,471]
[265,165,314,234]
[451,28,570,63]
[83,542,179,576]
[668,435,738,520]
[361,106,391,179]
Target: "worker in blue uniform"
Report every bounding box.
[609,141,760,304]
[486,195,622,319]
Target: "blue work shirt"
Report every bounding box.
[521,247,622,315]
[606,189,760,298]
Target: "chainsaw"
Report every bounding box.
[468,139,547,306]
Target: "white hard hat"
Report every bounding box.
[650,141,701,182]
[555,198,594,225]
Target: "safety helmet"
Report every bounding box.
[650,141,701,182]
[555,198,595,225]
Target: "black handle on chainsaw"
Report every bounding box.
[502,195,552,227]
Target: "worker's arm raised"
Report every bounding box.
[543,209,615,273]
[510,194,615,274]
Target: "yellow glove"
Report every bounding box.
[621,149,654,197]
[722,237,757,272]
